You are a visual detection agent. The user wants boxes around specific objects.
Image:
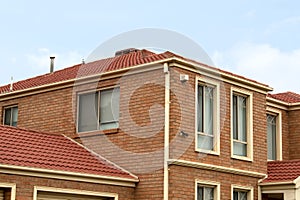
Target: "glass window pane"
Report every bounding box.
[197,186,203,200]
[12,107,18,127]
[204,87,214,135]
[267,114,277,160]
[197,85,203,132]
[233,95,238,139]
[238,96,247,142]
[204,187,214,200]
[4,108,12,125]
[240,191,247,200]
[198,135,213,150]
[78,93,98,132]
[100,88,120,130]
[233,191,238,200]
[233,141,247,156]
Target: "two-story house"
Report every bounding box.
[0,48,299,200]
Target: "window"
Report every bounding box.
[232,94,247,156]
[233,190,247,200]
[231,87,253,161]
[267,114,277,160]
[78,88,120,132]
[266,108,282,161]
[231,185,253,200]
[195,180,220,200]
[0,183,16,200]
[197,186,214,200]
[196,78,220,154]
[3,106,18,127]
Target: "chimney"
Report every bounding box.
[50,56,55,73]
[115,48,139,56]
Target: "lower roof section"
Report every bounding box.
[0,125,138,184]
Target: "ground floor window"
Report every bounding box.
[232,185,253,200]
[196,180,220,200]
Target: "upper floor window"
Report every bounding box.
[267,114,277,160]
[231,87,253,161]
[78,87,120,132]
[3,106,18,127]
[196,78,220,155]
[266,108,282,161]
[196,180,220,200]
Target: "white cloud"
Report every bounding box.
[264,16,300,35]
[26,48,84,72]
[212,42,300,93]
[244,10,256,19]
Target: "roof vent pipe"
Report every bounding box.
[50,56,55,73]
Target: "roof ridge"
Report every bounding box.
[0,48,271,94]
[63,134,138,180]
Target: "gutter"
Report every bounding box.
[163,63,170,200]
[0,164,138,187]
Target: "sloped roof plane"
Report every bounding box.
[0,125,137,181]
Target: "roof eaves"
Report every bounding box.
[0,163,138,186]
[0,58,170,100]
[267,96,300,110]
[259,180,296,186]
[171,57,273,92]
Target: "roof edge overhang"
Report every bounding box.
[0,163,138,187]
[169,57,273,94]
[267,96,300,111]
[259,176,300,190]
[0,56,273,101]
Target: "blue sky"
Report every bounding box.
[1,0,300,93]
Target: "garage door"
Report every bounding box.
[0,189,3,200]
[37,191,114,200]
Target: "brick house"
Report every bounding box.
[0,48,299,199]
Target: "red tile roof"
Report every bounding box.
[268,92,300,103]
[0,49,269,94]
[262,160,300,183]
[0,125,137,181]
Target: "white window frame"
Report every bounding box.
[230,87,253,161]
[195,180,220,200]
[76,86,120,133]
[266,107,282,161]
[195,77,220,155]
[231,184,253,200]
[33,186,118,200]
[0,183,16,200]
[3,105,18,127]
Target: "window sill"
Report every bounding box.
[75,128,119,138]
[195,149,220,156]
[231,155,253,162]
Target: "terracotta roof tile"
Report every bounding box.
[0,49,270,94]
[0,125,137,180]
[268,92,300,103]
[262,160,300,183]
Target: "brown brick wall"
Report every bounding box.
[281,109,290,160]
[0,67,167,200]
[169,165,259,200]
[0,65,273,199]
[0,173,135,200]
[0,87,76,137]
[169,67,268,174]
[288,109,300,159]
[78,68,166,199]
